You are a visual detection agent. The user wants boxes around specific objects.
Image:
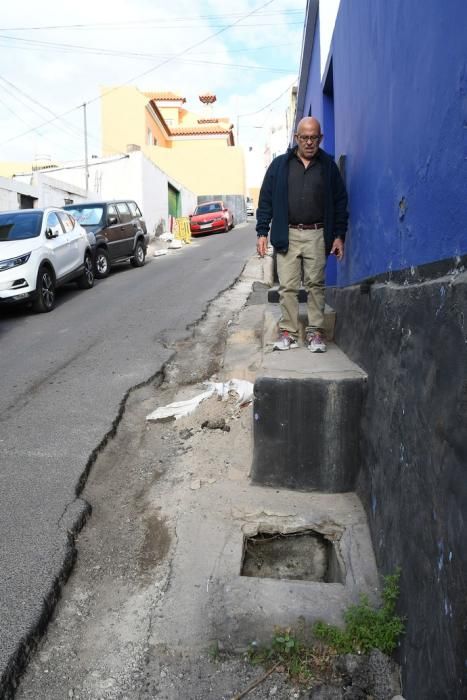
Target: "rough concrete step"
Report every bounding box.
[251,309,367,493]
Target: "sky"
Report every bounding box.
[0,0,306,169]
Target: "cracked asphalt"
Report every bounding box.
[0,224,254,698]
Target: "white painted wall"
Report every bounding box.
[0,174,90,211]
[319,0,341,78]
[34,151,197,237]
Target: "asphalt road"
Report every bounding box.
[0,224,254,694]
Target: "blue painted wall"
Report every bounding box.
[304,0,467,286]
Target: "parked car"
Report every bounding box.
[189,201,234,235]
[0,208,94,312]
[64,200,148,278]
[246,197,255,217]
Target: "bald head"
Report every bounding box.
[295,117,323,161]
[296,117,322,134]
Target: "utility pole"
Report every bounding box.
[83,102,89,193]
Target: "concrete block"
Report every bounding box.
[251,375,366,492]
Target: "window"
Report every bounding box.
[65,206,104,226]
[128,202,142,218]
[0,211,42,241]
[46,212,64,235]
[195,202,223,215]
[107,204,118,222]
[56,211,74,233]
[116,202,131,223]
[147,129,157,146]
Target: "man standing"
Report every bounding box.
[256,117,348,352]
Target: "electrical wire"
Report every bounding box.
[0,9,305,31]
[238,80,296,118]
[0,38,294,73]
[0,75,128,158]
[0,0,284,148]
[0,34,296,74]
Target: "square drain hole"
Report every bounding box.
[241,530,344,583]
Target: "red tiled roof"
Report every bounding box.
[170,126,232,135]
[144,91,186,102]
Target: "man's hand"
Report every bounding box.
[330,237,344,261]
[256,236,268,258]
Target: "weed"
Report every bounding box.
[314,569,405,655]
[208,640,221,662]
[247,570,405,685]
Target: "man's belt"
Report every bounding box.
[289,223,324,230]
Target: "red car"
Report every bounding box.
[189,201,234,235]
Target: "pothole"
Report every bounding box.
[241,530,345,583]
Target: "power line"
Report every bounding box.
[238,80,296,118]
[0,0,282,148]
[0,74,128,158]
[0,37,295,73]
[0,9,305,31]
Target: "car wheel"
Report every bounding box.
[131,240,146,267]
[95,248,110,278]
[33,266,55,313]
[77,253,94,289]
[230,217,235,230]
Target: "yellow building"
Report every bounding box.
[101,86,246,221]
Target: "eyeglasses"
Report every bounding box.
[296,135,321,143]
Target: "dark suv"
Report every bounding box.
[64,200,149,278]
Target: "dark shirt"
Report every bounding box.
[287,153,324,225]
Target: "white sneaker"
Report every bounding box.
[306,331,327,353]
[273,331,298,351]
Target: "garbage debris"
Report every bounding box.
[201,418,230,432]
[145,379,254,423]
[153,249,168,257]
[168,239,183,250]
[179,428,194,440]
[146,389,215,422]
[207,379,254,406]
[159,231,174,242]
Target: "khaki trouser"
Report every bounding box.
[276,227,326,338]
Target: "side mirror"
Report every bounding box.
[189,214,193,219]
[46,227,58,239]
[108,215,118,225]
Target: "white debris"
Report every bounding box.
[153,249,168,257]
[159,231,174,242]
[146,389,215,422]
[190,479,201,490]
[168,239,183,249]
[208,378,254,406]
[145,379,254,424]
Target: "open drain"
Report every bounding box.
[241,529,344,583]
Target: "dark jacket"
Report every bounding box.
[256,147,348,255]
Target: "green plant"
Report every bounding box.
[248,629,327,683]
[208,640,221,661]
[314,570,405,655]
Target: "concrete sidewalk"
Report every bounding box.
[146,263,379,653]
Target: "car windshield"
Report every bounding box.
[66,206,104,226]
[195,203,223,215]
[0,211,43,241]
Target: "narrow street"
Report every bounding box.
[0,225,254,697]
[13,250,297,700]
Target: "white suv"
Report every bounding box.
[0,207,94,312]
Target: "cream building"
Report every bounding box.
[101,87,246,222]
